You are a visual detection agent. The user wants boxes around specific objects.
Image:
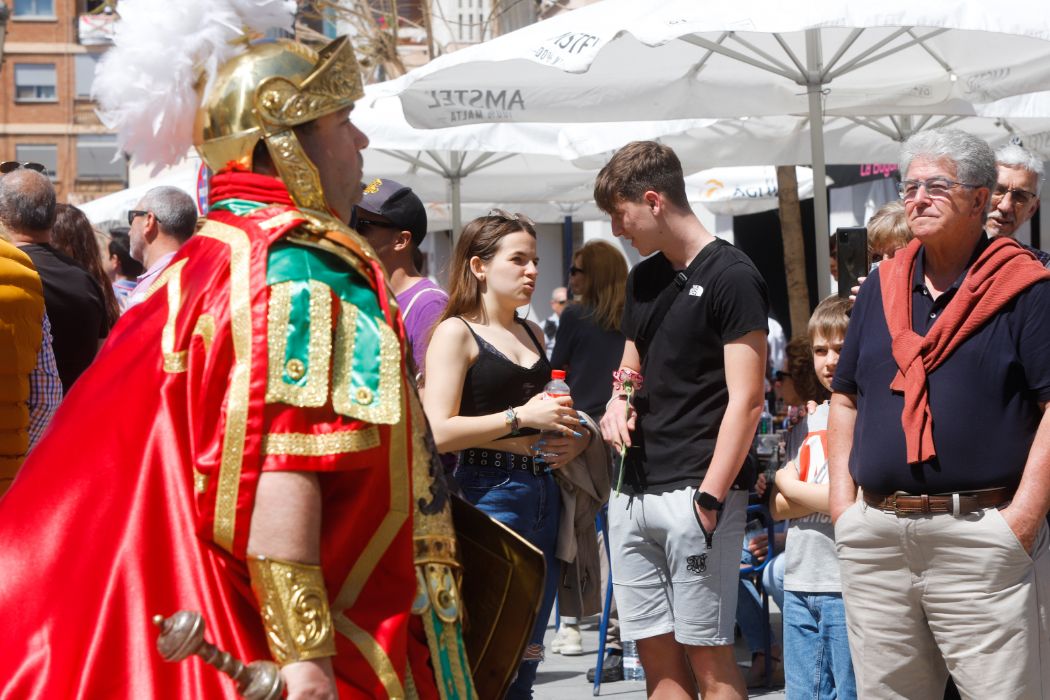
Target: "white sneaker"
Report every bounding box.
[550,625,583,655]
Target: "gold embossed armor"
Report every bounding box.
[247,554,337,666]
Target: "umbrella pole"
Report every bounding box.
[806,29,831,301]
[451,175,462,246]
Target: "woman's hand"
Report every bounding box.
[533,427,591,470]
[516,393,580,435]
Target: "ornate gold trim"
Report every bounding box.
[149,259,189,373]
[259,210,304,232]
[248,554,337,666]
[197,221,253,553]
[331,300,401,425]
[193,313,216,353]
[265,280,332,408]
[265,129,330,214]
[261,427,380,457]
[193,468,209,494]
[334,616,404,698]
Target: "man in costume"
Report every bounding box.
[0,7,475,699]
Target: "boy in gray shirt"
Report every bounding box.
[771,296,856,699]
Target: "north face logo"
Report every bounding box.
[689,284,704,297]
[686,554,707,574]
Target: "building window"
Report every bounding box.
[13,0,55,17]
[15,144,58,180]
[76,134,126,182]
[74,54,102,100]
[14,64,58,102]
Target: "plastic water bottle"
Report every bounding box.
[622,640,645,681]
[543,369,570,399]
[758,407,774,435]
[541,370,572,437]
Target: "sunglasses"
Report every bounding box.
[355,216,400,232]
[0,161,47,174]
[774,370,792,381]
[569,266,585,276]
[127,210,149,226]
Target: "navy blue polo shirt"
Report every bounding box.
[832,235,1050,495]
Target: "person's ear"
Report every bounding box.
[392,230,412,252]
[973,188,990,217]
[644,190,661,215]
[143,212,160,243]
[469,255,486,282]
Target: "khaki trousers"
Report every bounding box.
[834,499,1050,699]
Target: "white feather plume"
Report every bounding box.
[93,0,296,171]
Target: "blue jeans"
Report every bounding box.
[737,553,784,654]
[783,591,856,700]
[454,463,560,700]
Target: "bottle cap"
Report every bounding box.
[551,370,566,380]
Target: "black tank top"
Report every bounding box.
[458,317,551,428]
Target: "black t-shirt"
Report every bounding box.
[832,236,1050,494]
[21,243,109,392]
[550,303,626,419]
[621,239,769,494]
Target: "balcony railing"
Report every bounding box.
[78,13,115,46]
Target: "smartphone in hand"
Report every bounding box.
[836,226,868,299]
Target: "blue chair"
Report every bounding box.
[592,505,615,696]
[739,503,778,688]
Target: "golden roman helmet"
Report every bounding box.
[193,36,364,215]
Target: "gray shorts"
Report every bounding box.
[608,486,747,646]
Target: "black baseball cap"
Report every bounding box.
[355,177,428,247]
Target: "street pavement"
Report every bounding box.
[533,614,786,699]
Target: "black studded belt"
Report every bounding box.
[458,449,546,476]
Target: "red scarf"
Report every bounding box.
[880,236,1050,464]
[208,169,295,207]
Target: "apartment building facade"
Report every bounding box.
[1,0,124,204]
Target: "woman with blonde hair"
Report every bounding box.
[423,210,589,699]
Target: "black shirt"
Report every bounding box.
[21,243,108,393]
[621,239,769,494]
[832,235,1050,494]
[550,303,625,419]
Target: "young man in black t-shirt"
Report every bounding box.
[596,142,768,698]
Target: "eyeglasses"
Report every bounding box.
[354,216,400,232]
[0,161,47,174]
[552,299,568,306]
[991,185,1039,207]
[569,266,585,276]
[897,177,980,201]
[127,210,149,226]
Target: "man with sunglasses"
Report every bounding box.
[125,186,198,309]
[829,128,1050,698]
[986,143,1050,267]
[353,178,446,380]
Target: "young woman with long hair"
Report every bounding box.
[422,211,589,699]
[51,204,120,328]
[551,240,629,420]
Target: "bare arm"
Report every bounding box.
[828,391,859,523]
[699,330,767,500]
[772,464,830,517]
[1000,402,1050,553]
[248,472,334,698]
[599,339,642,448]
[422,319,576,453]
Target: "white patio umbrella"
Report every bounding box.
[379,0,1050,297]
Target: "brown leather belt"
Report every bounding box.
[862,487,1014,516]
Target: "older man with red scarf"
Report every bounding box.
[828,128,1050,699]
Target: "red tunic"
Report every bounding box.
[0,173,465,698]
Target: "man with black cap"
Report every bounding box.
[356,177,448,379]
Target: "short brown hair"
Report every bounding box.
[807,295,850,346]
[594,141,690,213]
[866,200,911,256]
[785,337,829,404]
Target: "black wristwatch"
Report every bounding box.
[694,490,724,512]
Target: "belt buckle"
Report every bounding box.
[890,492,904,516]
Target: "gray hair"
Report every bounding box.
[0,169,57,233]
[995,143,1045,179]
[138,186,197,242]
[898,128,998,193]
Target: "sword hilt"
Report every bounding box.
[153,610,285,700]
